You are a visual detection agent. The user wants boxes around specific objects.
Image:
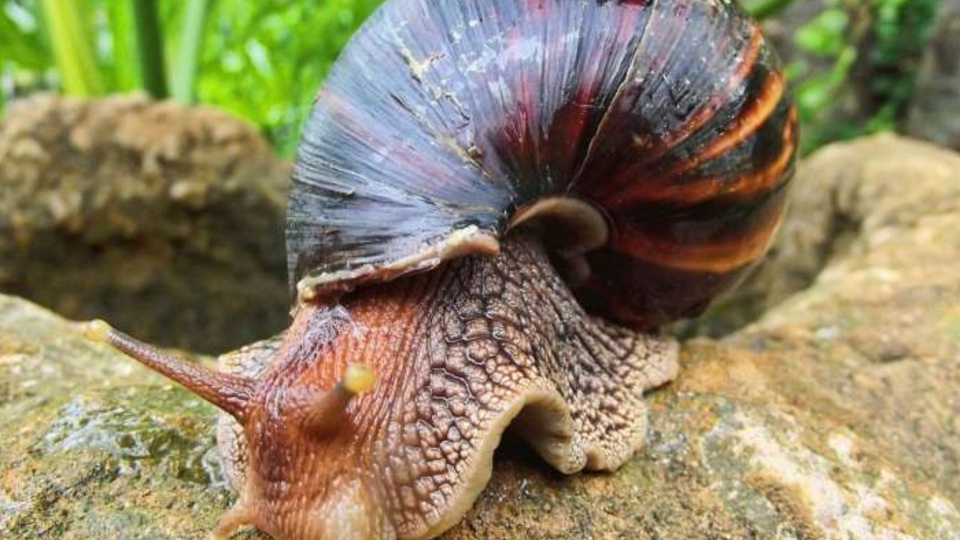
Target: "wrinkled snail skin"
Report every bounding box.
[87,0,796,539]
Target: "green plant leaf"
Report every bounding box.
[794,9,849,56]
[106,1,140,91]
[131,0,168,98]
[40,0,104,96]
[195,0,385,155]
[171,0,213,104]
[744,0,798,21]
[0,7,48,69]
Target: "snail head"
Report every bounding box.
[85,306,393,540]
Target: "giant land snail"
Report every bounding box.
[85,0,797,538]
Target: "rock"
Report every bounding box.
[906,0,960,150]
[3,134,960,538]
[0,296,230,539]
[0,95,292,354]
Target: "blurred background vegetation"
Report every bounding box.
[0,0,382,155]
[0,0,945,156]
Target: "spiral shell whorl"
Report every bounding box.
[287,0,797,327]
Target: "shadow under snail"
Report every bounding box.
[84,0,797,538]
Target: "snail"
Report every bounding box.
[84,0,797,538]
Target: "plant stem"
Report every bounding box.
[107,1,140,91]
[131,0,168,98]
[745,0,798,20]
[40,0,104,96]
[173,0,214,103]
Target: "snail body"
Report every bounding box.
[91,0,796,538]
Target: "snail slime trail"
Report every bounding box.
[86,0,797,538]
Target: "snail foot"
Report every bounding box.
[210,501,255,540]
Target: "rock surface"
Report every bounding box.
[0,95,291,354]
[3,134,960,539]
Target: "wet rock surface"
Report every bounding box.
[0,95,291,354]
[3,134,960,538]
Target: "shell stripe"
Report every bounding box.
[550,3,654,188]
[595,67,786,208]
[609,186,788,274]
[622,24,766,174]
[575,16,765,201]
[668,71,786,177]
[606,104,798,208]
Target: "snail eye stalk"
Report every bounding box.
[83,320,255,422]
[300,365,376,436]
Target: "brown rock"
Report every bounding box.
[0,95,292,353]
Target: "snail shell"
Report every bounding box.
[287,0,797,328]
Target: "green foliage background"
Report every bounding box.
[788,0,938,152]
[0,0,942,156]
[0,0,383,155]
[194,1,382,154]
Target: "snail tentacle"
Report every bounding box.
[301,365,376,436]
[85,321,255,421]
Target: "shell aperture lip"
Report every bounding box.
[295,225,501,303]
